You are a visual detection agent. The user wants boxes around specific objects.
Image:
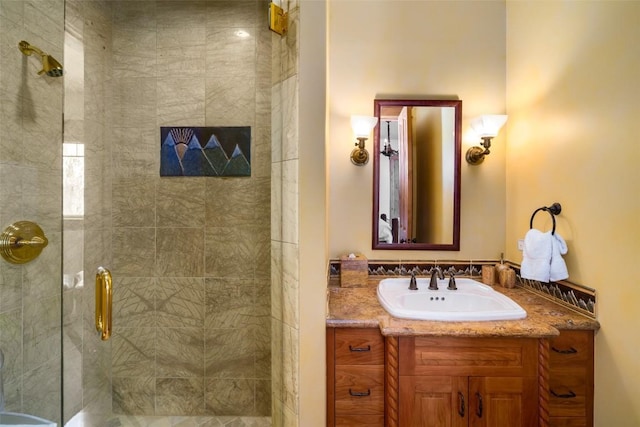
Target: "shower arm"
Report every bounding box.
[18,41,46,58]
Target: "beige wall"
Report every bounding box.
[506,2,640,425]
[327,0,507,260]
[299,2,328,426]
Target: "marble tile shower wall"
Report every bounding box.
[270,0,300,426]
[0,0,64,423]
[108,0,271,417]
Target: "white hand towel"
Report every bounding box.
[550,232,569,281]
[520,229,553,282]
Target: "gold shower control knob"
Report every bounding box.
[0,221,49,264]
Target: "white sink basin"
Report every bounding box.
[377,277,526,321]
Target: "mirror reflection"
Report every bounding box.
[372,99,461,250]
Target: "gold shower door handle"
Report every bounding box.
[95,267,113,341]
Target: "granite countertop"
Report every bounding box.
[326,279,600,338]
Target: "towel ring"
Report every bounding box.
[529,202,562,235]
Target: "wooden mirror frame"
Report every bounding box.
[372,99,461,251]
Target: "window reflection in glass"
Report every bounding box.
[63,142,84,218]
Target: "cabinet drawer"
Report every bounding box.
[335,365,384,414]
[399,336,538,377]
[335,415,384,426]
[335,328,384,365]
[550,330,593,368]
[549,372,588,417]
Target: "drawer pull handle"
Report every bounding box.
[476,392,483,418]
[551,389,577,399]
[349,388,371,397]
[349,345,371,352]
[457,392,465,417]
[551,346,577,354]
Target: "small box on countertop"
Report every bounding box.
[340,254,368,287]
[499,268,516,288]
[481,265,496,285]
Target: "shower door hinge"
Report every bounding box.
[268,2,288,36]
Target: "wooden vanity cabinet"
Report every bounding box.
[327,328,595,426]
[327,327,385,427]
[398,336,539,427]
[548,330,594,427]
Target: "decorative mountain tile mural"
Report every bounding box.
[160,126,251,177]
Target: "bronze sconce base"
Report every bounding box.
[465,137,493,165]
[351,137,369,166]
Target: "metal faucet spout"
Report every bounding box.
[428,267,444,290]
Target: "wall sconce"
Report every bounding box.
[465,114,508,165]
[350,115,378,166]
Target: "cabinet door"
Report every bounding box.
[399,376,467,427]
[468,376,538,427]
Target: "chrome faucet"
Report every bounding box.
[428,267,444,290]
[408,271,418,290]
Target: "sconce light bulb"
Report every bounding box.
[351,115,378,138]
[470,115,508,138]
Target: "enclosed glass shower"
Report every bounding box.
[0,0,273,425]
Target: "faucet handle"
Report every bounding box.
[447,273,457,290]
[408,271,418,290]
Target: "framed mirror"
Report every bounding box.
[372,99,461,250]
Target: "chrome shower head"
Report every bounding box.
[18,40,64,77]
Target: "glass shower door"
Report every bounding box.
[2,1,133,425]
[62,0,113,424]
[0,0,66,424]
